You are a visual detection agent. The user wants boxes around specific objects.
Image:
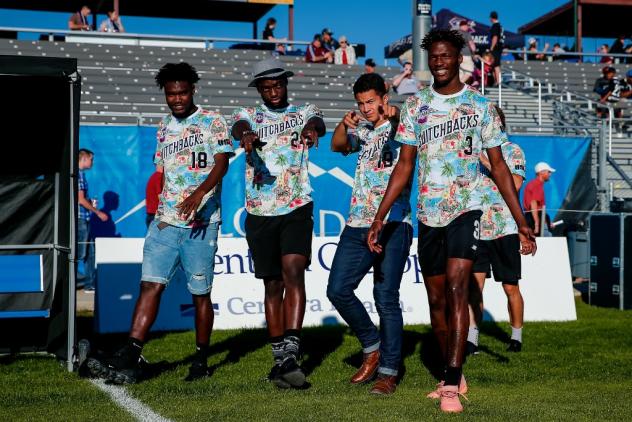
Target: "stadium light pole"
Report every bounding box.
[412,0,432,82]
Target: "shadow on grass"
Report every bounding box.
[136,328,270,382]
[414,329,447,381]
[302,325,346,376]
[475,318,511,363]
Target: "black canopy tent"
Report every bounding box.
[384,8,525,59]
[0,56,79,370]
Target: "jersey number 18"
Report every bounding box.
[191,151,208,168]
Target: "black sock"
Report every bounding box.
[445,366,462,386]
[125,337,143,363]
[283,329,301,362]
[194,343,209,364]
[195,343,209,356]
[270,335,285,365]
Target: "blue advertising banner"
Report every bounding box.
[79,125,591,239]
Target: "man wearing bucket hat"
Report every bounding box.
[231,58,325,389]
[523,161,555,236]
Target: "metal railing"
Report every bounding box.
[0,25,312,50]
[504,48,632,64]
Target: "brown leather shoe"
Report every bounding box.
[350,350,380,384]
[370,374,397,395]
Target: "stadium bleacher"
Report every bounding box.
[504,60,632,199]
[0,38,550,131]
[0,37,629,198]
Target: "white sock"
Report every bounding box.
[467,326,479,346]
[511,326,523,343]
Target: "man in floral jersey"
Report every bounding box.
[88,63,234,384]
[231,58,325,389]
[367,30,536,413]
[467,106,527,355]
[327,73,412,396]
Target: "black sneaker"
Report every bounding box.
[87,345,141,384]
[266,363,290,389]
[466,341,479,356]
[185,361,210,381]
[507,340,522,352]
[277,357,306,388]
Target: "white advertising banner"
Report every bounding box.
[95,236,577,330]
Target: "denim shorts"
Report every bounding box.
[141,220,219,295]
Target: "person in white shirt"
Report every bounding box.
[334,35,356,65]
[99,10,124,33]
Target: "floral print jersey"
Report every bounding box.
[154,107,234,228]
[345,120,412,228]
[232,103,323,216]
[396,85,506,227]
[479,142,526,240]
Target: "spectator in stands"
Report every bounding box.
[69,6,92,31]
[552,43,566,60]
[610,35,627,56]
[145,165,163,228]
[364,58,377,74]
[321,28,339,52]
[458,20,477,84]
[526,38,549,61]
[610,35,632,64]
[594,66,624,118]
[334,35,356,65]
[99,10,125,33]
[488,11,504,86]
[392,61,421,96]
[305,34,333,63]
[77,149,108,290]
[523,162,555,237]
[477,50,496,87]
[598,44,613,64]
[262,17,286,55]
[621,69,632,99]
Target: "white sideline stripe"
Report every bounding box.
[90,379,173,422]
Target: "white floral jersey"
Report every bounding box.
[345,120,412,228]
[231,103,323,216]
[154,107,234,228]
[396,85,506,227]
[479,142,526,240]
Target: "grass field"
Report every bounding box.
[2,298,632,421]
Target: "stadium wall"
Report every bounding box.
[79,126,593,239]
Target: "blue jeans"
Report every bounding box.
[77,219,89,263]
[327,222,413,376]
[77,219,96,288]
[141,220,219,295]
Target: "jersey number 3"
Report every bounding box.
[191,151,208,168]
[464,136,473,156]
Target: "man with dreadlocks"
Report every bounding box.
[88,62,234,384]
[367,30,536,412]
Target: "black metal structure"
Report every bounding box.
[0,55,80,370]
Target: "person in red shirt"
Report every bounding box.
[145,166,163,228]
[305,34,333,63]
[523,161,555,236]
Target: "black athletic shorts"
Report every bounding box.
[472,234,521,285]
[417,210,482,277]
[492,48,502,67]
[245,202,313,279]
